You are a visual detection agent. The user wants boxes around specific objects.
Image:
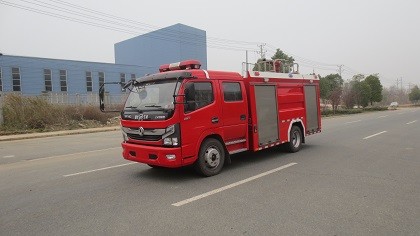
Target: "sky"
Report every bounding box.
[1,0,419,88]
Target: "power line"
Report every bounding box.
[0,0,259,51]
[1,0,399,81]
[45,0,261,46]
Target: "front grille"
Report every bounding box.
[127,133,161,141]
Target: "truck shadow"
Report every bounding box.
[132,144,315,182]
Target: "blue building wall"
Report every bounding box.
[0,55,150,95]
[115,23,207,71]
[0,24,207,97]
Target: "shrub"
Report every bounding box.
[321,106,387,117]
[1,94,119,132]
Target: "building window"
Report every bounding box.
[120,73,125,84]
[98,72,105,87]
[131,74,136,79]
[12,67,21,92]
[59,69,67,92]
[0,67,2,92]
[222,82,243,101]
[44,69,52,92]
[86,71,92,92]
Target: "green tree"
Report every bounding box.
[409,85,420,104]
[350,74,365,108]
[365,74,383,105]
[271,49,294,63]
[359,81,372,107]
[342,82,356,109]
[253,49,294,72]
[319,74,343,113]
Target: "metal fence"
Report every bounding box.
[0,92,128,125]
[0,92,127,105]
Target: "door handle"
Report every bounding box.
[240,114,246,120]
[211,117,219,124]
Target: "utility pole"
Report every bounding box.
[337,65,344,78]
[396,78,402,90]
[257,43,267,59]
[400,77,403,92]
[245,50,249,72]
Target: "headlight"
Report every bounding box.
[165,125,175,135]
[164,137,178,146]
[163,124,180,146]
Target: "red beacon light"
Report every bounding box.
[159,60,201,72]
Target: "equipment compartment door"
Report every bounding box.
[304,85,320,132]
[254,85,279,146]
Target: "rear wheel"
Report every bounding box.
[194,138,225,177]
[286,125,302,153]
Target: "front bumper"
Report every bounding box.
[122,142,184,168]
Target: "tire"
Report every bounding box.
[194,138,225,177]
[286,126,302,153]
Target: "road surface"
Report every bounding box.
[0,108,419,235]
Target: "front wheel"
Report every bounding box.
[194,138,225,177]
[286,126,303,153]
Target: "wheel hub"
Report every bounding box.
[292,131,301,148]
[204,147,220,168]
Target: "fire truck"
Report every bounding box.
[100,59,321,176]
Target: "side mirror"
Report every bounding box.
[99,84,105,112]
[99,82,126,112]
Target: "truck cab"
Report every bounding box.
[103,60,248,176]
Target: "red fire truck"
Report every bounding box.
[100,59,321,176]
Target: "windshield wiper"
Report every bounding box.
[124,106,142,112]
[144,104,162,108]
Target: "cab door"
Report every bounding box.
[180,81,221,162]
[219,81,248,154]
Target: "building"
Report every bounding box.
[0,23,207,103]
[115,23,207,70]
[0,55,148,94]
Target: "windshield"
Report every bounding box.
[124,81,179,111]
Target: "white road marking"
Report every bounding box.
[377,115,389,119]
[27,147,120,162]
[345,120,362,124]
[172,162,298,207]
[63,163,135,177]
[398,112,405,115]
[2,155,15,159]
[363,131,387,140]
[406,120,417,125]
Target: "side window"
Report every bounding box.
[44,69,52,92]
[59,69,67,92]
[12,67,21,92]
[184,82,214,113]
[222,82,242,102]
[86,71,93,92]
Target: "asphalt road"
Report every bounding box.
[0,108,419,235]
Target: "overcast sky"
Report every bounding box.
[1,0,419,87]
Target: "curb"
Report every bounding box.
[0,126,120,142]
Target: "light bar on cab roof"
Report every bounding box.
[159,60,201,72]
